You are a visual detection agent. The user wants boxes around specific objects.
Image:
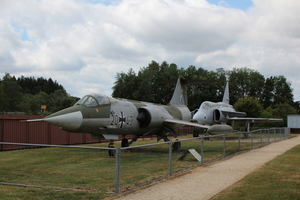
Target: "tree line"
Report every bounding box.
[113,61,298,125]
[1,61,298,125]
[0,73,79,114]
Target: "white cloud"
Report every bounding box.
[0,0,300,101]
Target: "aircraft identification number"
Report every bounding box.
[111,111,133,128]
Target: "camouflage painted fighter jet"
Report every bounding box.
[28,76,204,149]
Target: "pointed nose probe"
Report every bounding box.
[43,111,83,130]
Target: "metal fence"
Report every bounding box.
[0,127,291,194]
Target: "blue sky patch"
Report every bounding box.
[20,30,30,41]
[11,21,30,41]
[86,0,120,5]
[207,0,253,10]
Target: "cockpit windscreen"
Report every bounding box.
[75,94,110,107]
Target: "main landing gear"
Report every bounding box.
[172,139,181,151]
[159,127,182,151]
[107,134,182,156]
[107,137,135,156]
[108,140,115,157]
[121,138,129,147]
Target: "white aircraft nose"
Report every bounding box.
[43,111,83,130]
[193,111,207,123]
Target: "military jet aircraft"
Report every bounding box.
[192,80,283,136]
[28,76,205,150]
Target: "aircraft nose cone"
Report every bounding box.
[193,111,207,123]
[44,111,83,130]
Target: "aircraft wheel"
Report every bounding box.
[193,128,199,137]
[121,138,129,147]
[172,140,181,151]
[108,146,115,157]
[108,141,115,157]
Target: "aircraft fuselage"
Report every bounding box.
[43,94,191,140]
[193,101,236,125]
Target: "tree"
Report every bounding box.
[48,89,77,113]
[0,84,7,112]
[1,73,22,111]
[17,76,65,95]
[272,103,296,125]
[183,66,224,110]
[262,77,274,108]
[136,60,165,103]
[113,61,180,104]
[273,76,293,105]
[228,67,265,105]
[260,103,296,127]
[262,76,293,108]
[18,93,48,115]
[112,68,138,100]
[234,96,263,118]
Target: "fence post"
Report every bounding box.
[47,124,51,145]
[168,141,172,176]
[260,129,262,146]
[284,128,286,139]
[223,134,226,158]
[238,132,241,152]
[201,136,204,164]
[0,118,3,151]
[251,131,253,149]
[115,148,121,194]
[26,118,30,143]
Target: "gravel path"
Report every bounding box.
[111,135,300,200]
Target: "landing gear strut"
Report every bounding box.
[158,127,181,151]
[193,127,199,137]
[108,140,115,157]
[172,139,181,151]
[121,138,129,147]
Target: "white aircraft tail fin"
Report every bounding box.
[170,76,187,106]
[222,80,230,104]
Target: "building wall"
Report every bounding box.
[287,115,300,128]
[0,115,101,150]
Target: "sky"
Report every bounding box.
[1,0,300,101]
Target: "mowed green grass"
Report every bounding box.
[0,186,113,200]
[212,144,300,200]
[0,134,295,200]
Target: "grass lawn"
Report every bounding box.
[0,185,113,200]
[0,134,295,199]
[212,144,300,200]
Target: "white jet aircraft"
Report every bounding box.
[192,80,283,136]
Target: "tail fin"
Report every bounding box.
[222,80,230,104]
[170,76,187,106]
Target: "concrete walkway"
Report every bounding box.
[111,135,300,200]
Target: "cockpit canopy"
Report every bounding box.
[75,93,111,107]
[200,101,211,110]
[200,101,233,110]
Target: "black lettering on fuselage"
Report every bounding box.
[111,111,133,128]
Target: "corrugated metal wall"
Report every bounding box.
[0,115,101,150]
[0,115,193,151]
[287,115,300,128]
